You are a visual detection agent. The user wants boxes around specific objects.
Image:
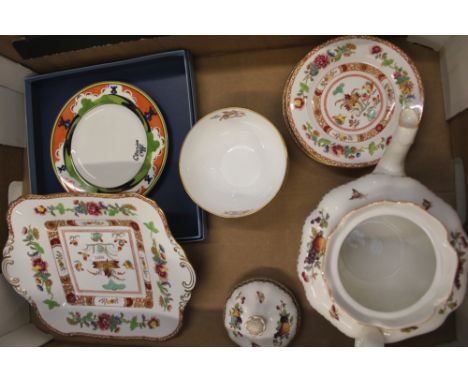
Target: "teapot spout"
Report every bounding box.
[373,108,419,177]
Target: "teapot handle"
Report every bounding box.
[373,108,419,177]
[354,326,385,347]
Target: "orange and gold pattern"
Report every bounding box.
[45,219,154,309]
[50,82,168,194]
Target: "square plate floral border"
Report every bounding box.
[2,193,196,341]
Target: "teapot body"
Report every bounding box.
[298,172,467,344]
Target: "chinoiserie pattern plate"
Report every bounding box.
[51,82,168,194]
[284,36,424,167]
[224,279,300,346]
[1,193,195,341]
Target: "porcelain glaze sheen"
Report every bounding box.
[51,82,168,195]
[71,104,148,188]
[298,109,467,345]
[179,108,288,218]
[1,193,195,341]
[284,36,424,168]
[223,280,299,346]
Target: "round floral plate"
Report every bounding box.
[224,279,300,346]
[2,193,195,341]
[283,36,424,167]
[51,82,168,194]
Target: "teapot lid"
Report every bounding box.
[223,279,300,346]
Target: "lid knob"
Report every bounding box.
[245,315,267,336]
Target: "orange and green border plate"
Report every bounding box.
[50,81,168,195]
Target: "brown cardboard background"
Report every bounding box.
[0,145,24,252]
[0,36,458,346]
[449,108,468,223]
[0,36,329,73]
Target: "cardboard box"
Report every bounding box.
[24,50,205,243]
[0,35,465,346]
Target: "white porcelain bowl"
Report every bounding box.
[179,107,288,218]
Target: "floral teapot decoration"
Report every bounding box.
[298,108,467,346]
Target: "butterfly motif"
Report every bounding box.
[57,164,66,173]
[422,199,432,210]
[349,188,367,200]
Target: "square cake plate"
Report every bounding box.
[2,193,196,341]
[25,50,205,242]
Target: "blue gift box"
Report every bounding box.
[24,50,205,242]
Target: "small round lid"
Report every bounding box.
[223,279,300,346]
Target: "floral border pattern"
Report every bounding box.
[370,44,416,107]
[67,311,160,333]
[22,226,60,309]
[450,231,467,291]
[302,121,391,160]
[293,42,357,109]
[294,47,398,161]
[301,195,467,326]
[285,36,423,168]
[145,221,173,311]
[34,200,137,217]
[439,231,468,314]
[311,63,395,144]
[32,199,175,312]
[3,193,196,342]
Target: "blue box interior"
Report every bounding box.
[25,50,205,242]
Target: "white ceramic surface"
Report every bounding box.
[325,202,457,330]
[51,82,167,195]
[298,109,468,345]
[71,104,148,188]
[179,108,287,218]
[224,279,299,346]
[1,193,196,341]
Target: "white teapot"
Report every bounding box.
[298,109,467,346]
